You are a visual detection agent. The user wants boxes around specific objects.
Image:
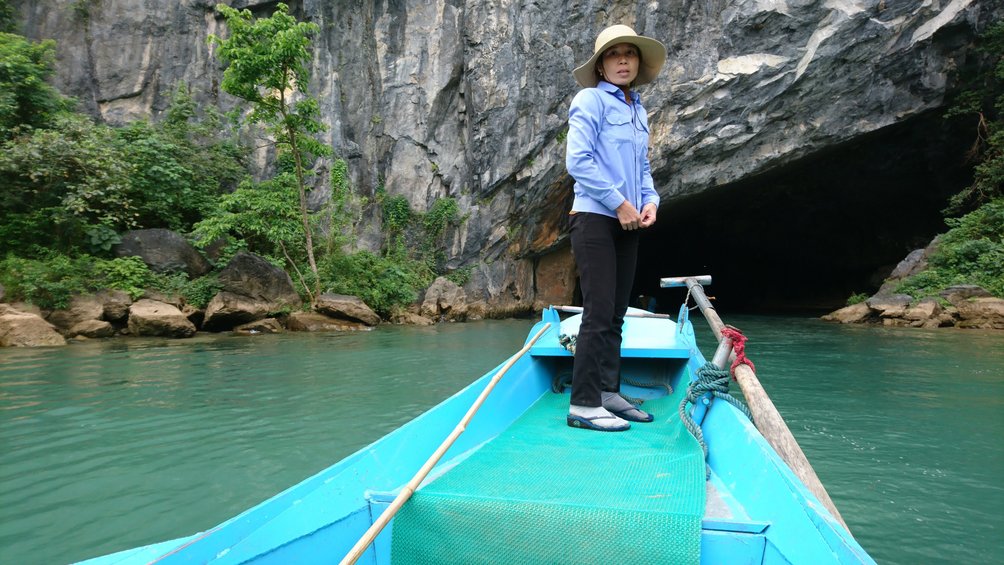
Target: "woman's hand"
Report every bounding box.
[640,203,658,228]
[615,201,642,230]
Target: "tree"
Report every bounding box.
[209,3,329,300]
[0,32,72,140]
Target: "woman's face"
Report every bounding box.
[598,42,639,86]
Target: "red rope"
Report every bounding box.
[721,325,755,377]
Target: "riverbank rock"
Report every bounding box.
[115,229,211,277]
[218,251,302,308]
[201,252,303,331]
[68,319,116,339]
[390,311,435,326]
[202,292,273,331]
[127,299,196,338]
[314,293,381,326]
[950,297,1004,330]
[46,294,104,334]
[0,304,67,347]
[234,318,284,335]
[821,303,874,324]
[421,277,468,321]
[95,290,133,323]
[286,311,370,332]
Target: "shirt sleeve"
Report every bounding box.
[565,90,627,212]
[640,148,660,209]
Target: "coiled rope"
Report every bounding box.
[679,362,753,478]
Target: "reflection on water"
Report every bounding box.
[1,316,1002,564]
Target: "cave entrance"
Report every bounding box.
[633,110,977,315]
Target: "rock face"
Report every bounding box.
[115,229,212,277]
[14,0,999,313]
[0,304,67,347]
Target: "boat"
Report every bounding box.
[80,276,875,564]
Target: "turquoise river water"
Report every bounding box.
[1,315,1002,564]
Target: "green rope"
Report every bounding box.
[679,362,754,478]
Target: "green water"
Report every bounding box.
[0,316,1001,564]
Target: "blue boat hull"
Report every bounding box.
[80,308,874,564]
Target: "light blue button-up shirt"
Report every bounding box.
[566,81,660,218]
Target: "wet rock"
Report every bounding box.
[69,319,116,339]
[46,294,104,334]
[286,311,370,332]
[127,299,197,338]
[866,294,914,319]
[234,318,284,335]
[821,302,874,324]
[0,304,67,347]
[390,311,435,326]
[95,290,133,323]
[954,297,1004,330]
[314,293,381,326]
[202,292,274,332]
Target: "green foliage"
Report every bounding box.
[896,197,1004,298]
[93,256,154,299]
[846,292,870,306]
[210,2,331,296]
[382,195,413,232]
[0,1,17,33]
[0,113,135,255]
[0,253,97,309]
[944,21,1004,214]
[445,265,473,287]
[192,173,303,262]
[0,32,72,139]
[149,272,223,309]
[424,197,459,238]
[318,251,430,317]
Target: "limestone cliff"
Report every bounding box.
[14,0,998,314]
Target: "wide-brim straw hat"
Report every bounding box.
[573,24,667,88]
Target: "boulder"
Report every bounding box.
[902,298,942,323]
[954,297,1004,330]
[46,294,105,333]
[286,311,370,332]
[421,277,468,321]
[94,290,132,323]
[0,304,67,347]
[234,318,284,335]
[218,251,302,309]
[865,294,914,318]
[127,299,197,338]
[390,311,435,326]
[69,319,116,338]
[115,228,211,277]
[821,302,874,324]
[201,292,273,332]
[314,293,381,326]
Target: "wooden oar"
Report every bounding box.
[662,276,851,532]
[338,322,553,565]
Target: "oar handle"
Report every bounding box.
[338,323,553,565]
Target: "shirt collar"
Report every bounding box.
[597,80,640,104]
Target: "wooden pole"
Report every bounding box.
[681,278,851,532]
[338,323,553,565]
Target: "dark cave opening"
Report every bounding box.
[633,110,978,315]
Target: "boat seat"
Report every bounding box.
[529,310,692,358]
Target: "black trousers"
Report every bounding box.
[569,212,639,407]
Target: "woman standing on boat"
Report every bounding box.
[565,25,666,432]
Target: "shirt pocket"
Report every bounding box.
[602,112,634,144]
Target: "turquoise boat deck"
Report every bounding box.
[391,374,706,563]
